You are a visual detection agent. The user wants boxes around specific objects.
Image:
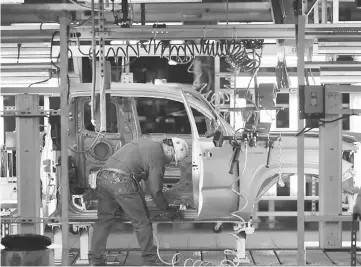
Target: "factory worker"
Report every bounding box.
[89,137,189,266]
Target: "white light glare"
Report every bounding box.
[168,59,178,65]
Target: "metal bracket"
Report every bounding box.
[0,109,61,117]
[351,214,358,266]
[1,216,59,224]
[94,31,109,37]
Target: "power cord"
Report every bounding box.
[295,114,353,137]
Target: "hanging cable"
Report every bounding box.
[91,0,97,128]
[71,37,261,71]
[28,71,53,87]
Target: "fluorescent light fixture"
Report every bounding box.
[110,40,127,45]
[83,0,200,3]
[217,22,274,25]
[6,23,60,30]
[131,22,183,26]
[0,58,54,64]
[1,0,24,3]
[11,23,59,26]
[170,40,185,44]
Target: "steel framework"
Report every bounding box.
[1,0,361,265]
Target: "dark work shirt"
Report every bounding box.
[105,138,169,211]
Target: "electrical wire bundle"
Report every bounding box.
[275,45,291,89]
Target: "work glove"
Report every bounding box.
[164,205,181,220]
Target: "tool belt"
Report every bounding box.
[90,167,151,221]
[97,168,139,193]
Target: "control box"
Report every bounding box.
[299,85,325,119]
[121,73,134,83]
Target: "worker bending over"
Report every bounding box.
[89,137,189,266]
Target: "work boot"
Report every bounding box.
[89,257,107,266]
[142,256,168,266]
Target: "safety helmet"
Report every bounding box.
[171,137,189,164]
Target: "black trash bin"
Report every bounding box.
[1,234,54,266]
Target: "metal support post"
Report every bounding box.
[351,214,358,266]
[0,96,3,146]
[15,94,41,234]
[350,94,361,242]
[311,176,316,215]
[88,225,94,253]
[319,89,342,249]
[76,227,90,264]
[43,96,50,127]
[53,226,62,264]
[60,11,70,266]
[98,0,107,132]
[321,0,328,23]
[332,0,339,23]
[0,96,3,178]
[314,0,319,23]
[296,14,306,266]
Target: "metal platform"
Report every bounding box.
[64,248,359,266]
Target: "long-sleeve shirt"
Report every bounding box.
[104,138,169,211]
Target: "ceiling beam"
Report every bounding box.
[0,24,298,43]
[1,2,273,25]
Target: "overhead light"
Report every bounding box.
[169,40,185,44]
[110,40,127,45]
[217,22,274,25]
[6,23,59,30]
[131,22,183,26]
[11,23,59,26]
[168,59,178,65]
[83,0,200,3]
[1,0,24,3]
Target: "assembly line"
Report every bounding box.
[3,0,361,266]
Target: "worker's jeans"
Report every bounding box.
[89,170,157,265]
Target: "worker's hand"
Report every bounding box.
[164,206,180,221]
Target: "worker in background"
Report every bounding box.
[89,137,189,266]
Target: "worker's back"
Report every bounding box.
[104,138,166,181]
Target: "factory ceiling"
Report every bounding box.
[1,0,361,88]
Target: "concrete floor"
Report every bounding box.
[61,222,357,251]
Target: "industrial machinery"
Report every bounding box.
[32,83,357,226]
